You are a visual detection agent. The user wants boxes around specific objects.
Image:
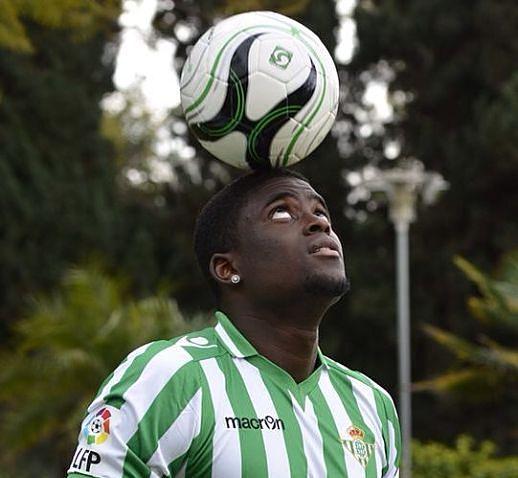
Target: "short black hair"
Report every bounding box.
[193,168,309,297]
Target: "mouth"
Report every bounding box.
[309,241,341,258]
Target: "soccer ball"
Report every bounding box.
[180,11,339,169]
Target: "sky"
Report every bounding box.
[113,0,179,114]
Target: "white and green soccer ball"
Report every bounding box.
[180,11,339,170]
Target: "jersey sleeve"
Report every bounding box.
[379,389,401,478]
[67,342,203,478]
[67,403,151,477]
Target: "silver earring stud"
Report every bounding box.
[230,274,241,284]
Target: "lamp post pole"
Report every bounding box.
[388,179,417,478]
[348,159,448,478]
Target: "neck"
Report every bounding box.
[220,297,330,382]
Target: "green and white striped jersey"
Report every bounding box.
[68,312,401,478]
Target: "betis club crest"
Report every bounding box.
[342,425,374,468]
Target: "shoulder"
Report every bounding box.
[324,356,397,414]
[127,326,224,370]
[89,326,225,410]
[323,356,402,473]
[68,329,224,478]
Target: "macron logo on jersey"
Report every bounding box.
[225,415,285,430]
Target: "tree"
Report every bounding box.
[0,2,122,336]
[0,1,193,337]
[0,0,119,53]
[412,436,518,478]
[415,252,518,448]
[0,264,207,475]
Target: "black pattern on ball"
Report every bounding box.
[191,34,317,169]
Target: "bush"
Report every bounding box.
[0,264,209,475]
[413,436,518,478]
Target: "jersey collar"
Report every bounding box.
[214,311,258,358]
[214,310,330,369]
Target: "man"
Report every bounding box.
[68,168,401,478]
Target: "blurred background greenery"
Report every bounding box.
[0,0,517,476]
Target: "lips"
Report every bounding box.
[309,239,341,258]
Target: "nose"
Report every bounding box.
[303,212,331,235]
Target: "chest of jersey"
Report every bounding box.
[184,355,386,478]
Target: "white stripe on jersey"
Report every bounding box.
[233,359,291,476]
[385,420,399,478]
[118,345,193,443]
[289,391,326,478]
[146,388,203,475]
[350,376,386,475]
[317,371,365,478]
[85,345,194,478]
[88,342,152,413]
[214,322,243,357]
[200,358,242,478]
[359,371,397,407]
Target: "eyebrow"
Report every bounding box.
[264,190,330,212]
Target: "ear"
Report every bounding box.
[209,253,239,285]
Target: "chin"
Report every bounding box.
[303,272,350,299]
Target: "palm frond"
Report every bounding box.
[0,264,210,463]
[422,325,477,360]
[455,254,518,329]
[413,369,483,392]
[420,252,518,401]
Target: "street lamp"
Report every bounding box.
[347,158,448,478]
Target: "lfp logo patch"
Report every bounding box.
[83,408,111,445]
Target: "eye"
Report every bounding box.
[271,206,293,221]
[315,209,330,222]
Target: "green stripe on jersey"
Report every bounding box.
[309,385,349,476]
[259,370,308,477]
[329,372,377,477]
[184,363,215,477]
[124,362,201,464]
[104,340,174,409]
[217,355,269,476]
[120,447,150,478]
[342,368,401,475]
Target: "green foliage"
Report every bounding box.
[413,436,518,478]
[0,1,30,52]
[0,265,208,472]
[0,0,219,337]
[0,5,176,338]
[0,0,119,53]
[219,0,310,15]
[456,253,518,330]
[101,88,157,172]
[417,252,518,396]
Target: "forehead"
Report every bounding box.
[244,176,326,212]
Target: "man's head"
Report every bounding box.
[193,168,349,306]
